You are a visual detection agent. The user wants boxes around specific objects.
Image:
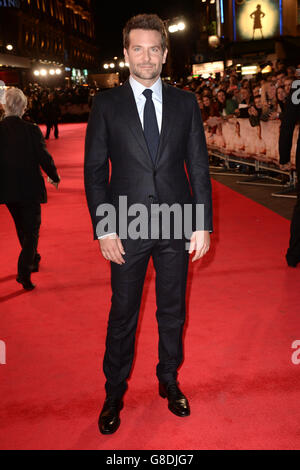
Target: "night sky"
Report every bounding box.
[91,0,193,61]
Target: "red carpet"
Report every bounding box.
[1,123,300,450]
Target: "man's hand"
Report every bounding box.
[189,230,210,262]
[99,234,125,265]
[47,175,61,189]
[269,111,278,120]
[249,106,258,116]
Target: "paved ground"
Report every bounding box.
[210,167,296,221]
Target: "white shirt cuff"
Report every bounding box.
[98,232,117,239]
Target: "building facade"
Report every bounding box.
[0,0,99,86]
[192,0,300,77]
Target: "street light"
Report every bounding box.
[103,64,109,69]
[6,44,13,51]
[109,63,115,68]
[40,69,47,76]
[168,21,186,33]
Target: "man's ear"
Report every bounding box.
[123,48,128,62]
[162,48,168,64]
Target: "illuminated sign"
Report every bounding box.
[0,0,20,6]
[192,61,224,78]
[234,0,281,41]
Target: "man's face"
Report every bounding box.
[284,79,292,94]
[253,86,260,97]
[241,88,249,100]
[254,96,262,108]
[277,73,285,85]
[124,29,168,85]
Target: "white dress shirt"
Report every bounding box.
[129,75,162,132]
[98,75,163,239]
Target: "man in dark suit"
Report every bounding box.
[84,14,213,434]
[43,92,61,140]
[0,87,60,290]
[279,80,300,267]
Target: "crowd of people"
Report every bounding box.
[181,62,298,134]
[0,60,298,151]
[0,82,99,127]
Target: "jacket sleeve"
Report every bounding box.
[185,94,213,232]
[279,91,299,165]
[84,94,114,240]
[32,124,59,182]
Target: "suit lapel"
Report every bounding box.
[154,82,177,168]
[118,80,177,168]
[119,80,152,166]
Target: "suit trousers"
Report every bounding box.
[45,122,59,139]
[6,202,41,278]
[286,180,300,263]
[103,230,190,400]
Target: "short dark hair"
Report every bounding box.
[123,13,168,52]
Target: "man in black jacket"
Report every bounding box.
[84,14,212,434]
[0,87,60,290]
[279,81,300,267]
[43,92,61,140]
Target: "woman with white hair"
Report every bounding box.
[0,87,60,290]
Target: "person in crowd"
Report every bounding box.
[235,87,253,118]
[248,94,263,127]
[276,86,287,116]
[195,91,203,110]
[216,89,238,118]
[42,92,61,139]
[286,66,296,78]
[227,74,239,94]
[275,70,286,87]
[284,77,294,97]
[88,88,96,108]
[0,87,60,290]
[259,80,281,121]
[241,78,250,90]
[252,84,261,98]
[201,94,220,133]
[279,86,300,267]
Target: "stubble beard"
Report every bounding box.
[131,63,161,82]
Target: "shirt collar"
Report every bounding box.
[129,75,162,102]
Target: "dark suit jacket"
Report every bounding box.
[0,116,59,204]
[279,89,300,169]
[84,79,213,249]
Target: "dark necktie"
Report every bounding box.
[142,88,159,164]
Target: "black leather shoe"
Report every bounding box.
[16,276,35,291]
[159,382,190,417]
[98,397,123,435]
